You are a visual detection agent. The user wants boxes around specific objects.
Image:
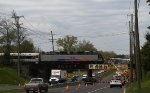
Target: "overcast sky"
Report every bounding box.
[0,0,149,54]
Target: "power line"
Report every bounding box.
[75,32,128,38]
[34,41,50,45]
[22,17,53,45]
[24,27,49,38]
[23,17,49,35]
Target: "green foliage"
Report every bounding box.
[0,18,15,54]
[56,35,98,53]
[100,70,115,80]
[20,40,36,53]
[141,33,150,72]
[56,35,78,52]
[145,32,150,42]
[126,71,150,93]
[0,67,26,85]
[77,40,97,52]
[0,17,31,53]
[99,51,117,60]
[141,0,150,74]
[0,56,5,67]
[147,0,150,23]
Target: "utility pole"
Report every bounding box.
[50,31,55,53]
[129,21,133,83]
[129,14,134,83]
[6,24,10,65]
[128,14,134,83]
[12,11,23,76]
[134,0,141,90]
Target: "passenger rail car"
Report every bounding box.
[0,53,40,63]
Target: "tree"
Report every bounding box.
[141,0,150,74]
[99,51,117,60]
[77,40,97,52]
[0,17,35,66]
[20,39,37,53]
[147,0,150,14]
[0,18,16,65]
[0,18,14,53]
[56,35,78,53]
[141,33,150,74]
[0,17,26,53]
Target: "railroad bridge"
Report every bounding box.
[2,52,104,81]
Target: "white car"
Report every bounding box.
[82,74,87,79]
[110,80,122,88]
[49,77,59,84]
[82,74,87,81]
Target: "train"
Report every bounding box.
[0,53,39,63]
[0,51,104,63]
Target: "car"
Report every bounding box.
[82,74,87,81]
[112,75,126,86]
[84,77,97,85]
[24,78,48,93]
[110,80,122,88]
[58,78,68,83]
[97,70,105,74]
[92,74,95,77]
[49,77,59,84]
[71,75,79,82]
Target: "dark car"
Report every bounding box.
[84,77,97,85]
[71,75,79,82]
[58,78,68,83]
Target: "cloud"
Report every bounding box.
[93,0,114,3]
[0,0,149,54]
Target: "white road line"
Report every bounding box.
[124,88,126,93]
[88,86,109,93]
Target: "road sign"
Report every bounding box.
[89,64,128,70]
[64,73,73,78]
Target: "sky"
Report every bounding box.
[0,0,149,54]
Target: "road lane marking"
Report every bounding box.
[124,88,126,93]
[88,86,109,93]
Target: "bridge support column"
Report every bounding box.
[87,69,92,77]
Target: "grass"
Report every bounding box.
[0,67,26,85]
[100,70,115,80]
[126,72,150,93]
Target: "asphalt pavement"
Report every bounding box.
[0,85,20,90]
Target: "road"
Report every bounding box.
[0,85,19,90]
[0,71,125,93]
[47,83,124,93]
[46,73,125,93]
